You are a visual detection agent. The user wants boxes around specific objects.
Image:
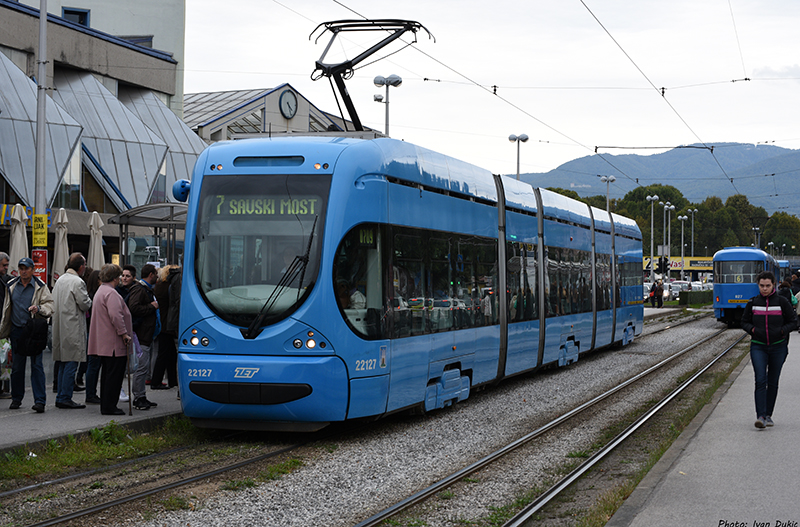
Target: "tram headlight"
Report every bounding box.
[306,339,316,349]
[190,336,200,346]
[201,337,210,347]
[293,339,303,349]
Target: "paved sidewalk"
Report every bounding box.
[0,347,182,453]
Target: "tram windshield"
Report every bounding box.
[714,260,764,284]
[194,174,331,327]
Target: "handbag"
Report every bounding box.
[19,316,49,356]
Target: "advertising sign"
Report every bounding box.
[32,249,48,283]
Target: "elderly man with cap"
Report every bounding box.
[0,257,54,412]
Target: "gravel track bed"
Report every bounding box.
[112,315,732,527]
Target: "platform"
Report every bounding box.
[0,346,182,454]
[608,331,800,524]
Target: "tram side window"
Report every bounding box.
[596,253,612,311]
[507,241,537,322]
[334,225,384,339]
[391,228,497,338]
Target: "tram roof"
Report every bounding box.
[712,246,772,261]
[369,139,498,203]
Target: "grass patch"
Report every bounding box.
[159,495,195,511]
[220,477,257,491]
[258,457,304,481]
[0,415,211,488]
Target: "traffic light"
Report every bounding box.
[656,257,666,274]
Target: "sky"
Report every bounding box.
[183,0,800,192]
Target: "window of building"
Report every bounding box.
[53,145,82,210]
[62,8,90,27]
[82,169,119,214]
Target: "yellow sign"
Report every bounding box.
[32,214,48,247]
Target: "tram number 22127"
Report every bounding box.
[355,359,377,372]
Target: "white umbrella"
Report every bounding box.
[51,208,70,286]
[8,204,29,277]
[87,211,106,270]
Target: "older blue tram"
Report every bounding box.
[173,137,643,431]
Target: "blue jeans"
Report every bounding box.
[56,361,78,403]
[10,326,46,405]
[132,342,152,400]
[750,340,789,418]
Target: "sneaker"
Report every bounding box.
[764,416,775,427]
[140,397,157,408]
[9,400,21,410]
[133,397,151,410]
[0,392,11,399]
[119,389,129,403]
[755,417,767,429]
[32,403,45,413]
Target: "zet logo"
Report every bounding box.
[233,367,260,379]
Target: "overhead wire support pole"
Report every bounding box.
[309,19,433,132]
[34,0,49,251]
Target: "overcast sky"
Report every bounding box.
[183,0,800,185]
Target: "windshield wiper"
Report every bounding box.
[243,216,318,339]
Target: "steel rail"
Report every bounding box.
[26,442,303,527]
[504,332,747,527]
[353,326,729,527]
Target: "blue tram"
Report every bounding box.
[713,246,778,327]
[172,137,643,431]
[778,259,791,284]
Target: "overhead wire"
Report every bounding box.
[577,0,742,195]
[327,0,642,188]
[276,0,794,210]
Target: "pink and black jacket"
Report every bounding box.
[741,290,798,345]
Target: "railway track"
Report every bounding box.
[1,436,306,527]
[352,326,744,527]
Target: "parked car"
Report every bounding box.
[671,280,691,299]
[643,282,653,301]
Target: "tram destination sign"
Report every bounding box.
[212,195,320,217]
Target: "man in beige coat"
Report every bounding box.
[52,253,92,409]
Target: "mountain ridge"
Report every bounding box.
[520,143,798,214]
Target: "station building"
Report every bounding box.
[0,0,372,273]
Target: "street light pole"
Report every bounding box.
[373,74,402,136]
[666,203,675,280]
[599,175,616,212]
[647,195,659,282]
[509,134,529,180]
[690,208,698,257]
[678,215,688,280]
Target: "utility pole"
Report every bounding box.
[33,0,49,254]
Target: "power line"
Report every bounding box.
[578,0,741,195]
[727,0,748,78]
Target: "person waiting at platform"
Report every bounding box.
[127,264,160,411]
[740,271,798,429]
[52,253,92,409]
[0,257,54,413]
[88,264,133,416]
[0,252,11,399]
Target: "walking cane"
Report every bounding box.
[126,339,133,416]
